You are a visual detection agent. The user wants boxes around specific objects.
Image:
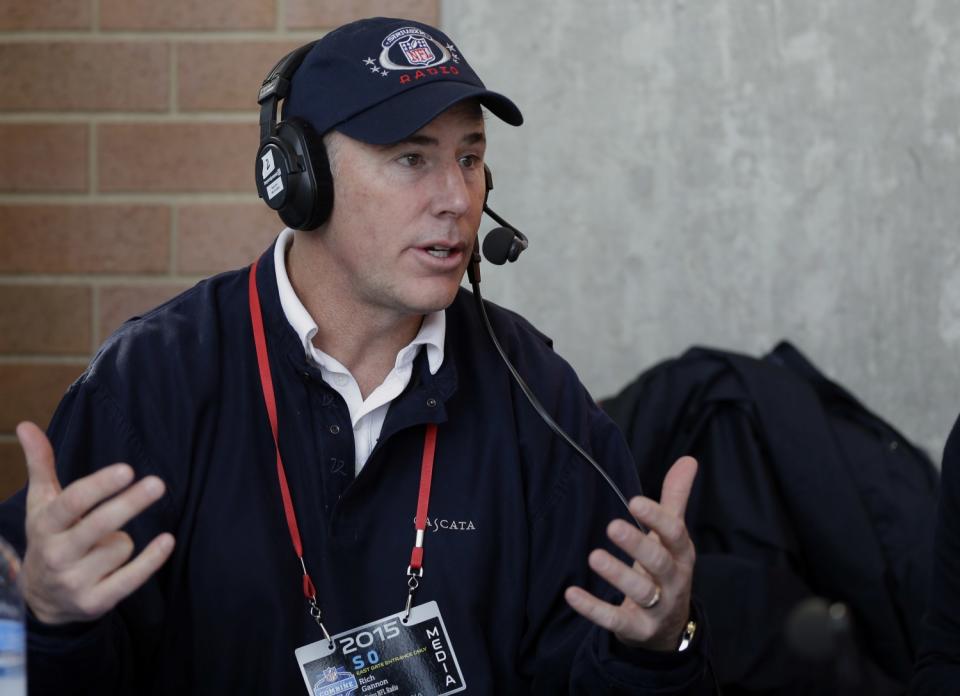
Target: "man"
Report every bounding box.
[6,17,711,694]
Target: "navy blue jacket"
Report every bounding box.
[0,245,710,694]
[912,414,960,694]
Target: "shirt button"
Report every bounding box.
[426,398,438,408]
[329,424,341,435]
[335,375,348,387]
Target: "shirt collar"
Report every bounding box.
[273,228,445,375]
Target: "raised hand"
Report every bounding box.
[16,421,175,625]
[565,456,698,651]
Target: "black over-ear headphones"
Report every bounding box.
[256,42,523,253]
[255,41,334,231]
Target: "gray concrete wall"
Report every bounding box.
[441,0,960,460]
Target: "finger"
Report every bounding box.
[564,585,652,640]
[627,498,694,563]
[68,476,166,554]
[74,531,135,582]
[80,533,174,620]
[17,422,62,510]
[659,456,698,518]
[38,464,135,536]
[607,519,679,583]
[587,548,661,608]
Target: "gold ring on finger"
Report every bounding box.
[640,584,661,610]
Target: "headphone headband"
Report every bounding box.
[258,41,319,144]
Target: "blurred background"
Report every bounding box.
[0,0,958,496]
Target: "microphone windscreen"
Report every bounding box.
[482,227,516,265]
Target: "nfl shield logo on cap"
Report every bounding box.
[399,35,436,66]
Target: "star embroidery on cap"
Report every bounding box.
[379,69,388,77]
[446,43,461,63]
[363,57,376,66]
[369,65,380,73]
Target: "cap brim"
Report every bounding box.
[334,80,523,145]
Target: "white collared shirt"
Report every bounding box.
[273,228,445,475]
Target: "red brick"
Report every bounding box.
[0,42,169,112]
[0,1,91,30]
[0,441,27,501]
[0,285,92,355]
[98,283,191,342]
[0,124,87,192]
[0,205,170,274]
[286,0,438,28]
[178,41,303,112]
[100,0,274,30]
[98,123,259,193]
[177,204,280,274]
[0,363,87,432]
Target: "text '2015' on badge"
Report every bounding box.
[296,601,466,696]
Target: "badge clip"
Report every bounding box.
[300,557,333,648]
[404,566,423,622]
[308,596,334,649]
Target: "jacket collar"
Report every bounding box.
[253,240,459,411]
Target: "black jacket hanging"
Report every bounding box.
[603,342,938,694]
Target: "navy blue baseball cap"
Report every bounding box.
[283,17,523,145]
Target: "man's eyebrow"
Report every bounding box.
[389,134,438,148]
[382,131,486,149]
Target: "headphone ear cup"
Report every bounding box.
[255,124,314,230]
[259,119,332,231]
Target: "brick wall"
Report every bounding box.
[0,0,440,497]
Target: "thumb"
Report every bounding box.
[659,455,698,518]
[16,422,62,508]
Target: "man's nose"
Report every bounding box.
[432,164,472,217]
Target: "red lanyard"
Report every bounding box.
[247,262,438,642]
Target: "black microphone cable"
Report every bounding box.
[466,232,645,531]
[469,223,724,692]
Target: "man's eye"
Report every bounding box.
[459,155,480,168]
[398,154,423,167]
